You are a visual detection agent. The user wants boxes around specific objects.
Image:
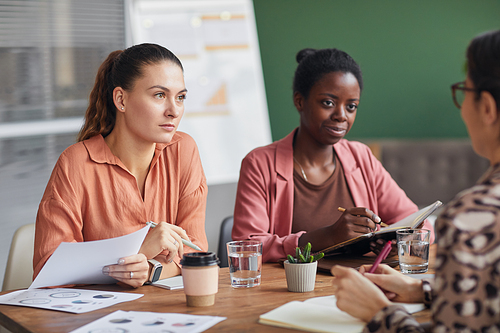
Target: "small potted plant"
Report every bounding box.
[284,243,324,292]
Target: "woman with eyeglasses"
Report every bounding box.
[332,29,500,332]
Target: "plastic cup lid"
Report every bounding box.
[180,252,220,266]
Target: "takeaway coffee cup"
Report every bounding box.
[180,252,220,307]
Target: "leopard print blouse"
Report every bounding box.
[364,163,500,333]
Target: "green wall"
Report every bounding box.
[253,0,500,141]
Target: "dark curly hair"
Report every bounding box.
[292,48,363,99]
[467,30,500,109]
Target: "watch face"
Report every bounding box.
[151,266,162,282]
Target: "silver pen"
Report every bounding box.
[146,221,202,251]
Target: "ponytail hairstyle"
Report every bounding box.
[466,30,500,110]
[292,48,363,99]
[78,43,183,141]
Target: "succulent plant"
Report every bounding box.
[287,242,324,263]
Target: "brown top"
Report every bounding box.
[34,132,208,278]
[292,155,355,233]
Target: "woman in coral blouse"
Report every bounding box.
[34,44,208,288]
[233,48,434,262]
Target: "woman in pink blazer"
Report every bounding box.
[233,48,434,262]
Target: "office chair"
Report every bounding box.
[2,223,35,291]
[217,216,233,267]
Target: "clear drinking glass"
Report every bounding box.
[396,229,430,274]
[226,240,263,288]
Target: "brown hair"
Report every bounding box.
[78,43,183,141]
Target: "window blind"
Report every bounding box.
[0,0,126,289]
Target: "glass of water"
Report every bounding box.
[226,240,263,288]
[396,229,430,274]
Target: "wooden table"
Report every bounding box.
[0,253,433,333]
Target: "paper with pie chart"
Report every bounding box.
[0,288,143,314]
[69,310,226,333]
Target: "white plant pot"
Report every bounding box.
[284,260,317,292]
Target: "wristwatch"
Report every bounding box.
[146,259,163,284]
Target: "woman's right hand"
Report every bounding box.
[328,207,379,245]
[359,264,424,303]
[299,207,379,251]
[140,222,190,262]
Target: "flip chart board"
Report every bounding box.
[127,0,272,184]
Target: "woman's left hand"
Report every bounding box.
[331,265,391,322]
[102,253,149,288]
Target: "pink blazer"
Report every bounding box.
[233,129,435,262]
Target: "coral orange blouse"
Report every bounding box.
[34,132,208,278]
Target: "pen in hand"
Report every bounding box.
[368,240,392,273]
[337,207,389,227]
[146,221,202,251]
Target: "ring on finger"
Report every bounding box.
[173,239,178,246]
[130,271,134,279]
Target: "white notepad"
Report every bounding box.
[152,275,184,290]
[259,295,425,333]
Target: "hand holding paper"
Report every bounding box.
[30,226,149,289]
[102,253,150,288]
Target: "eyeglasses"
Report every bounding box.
[451,81,476,109]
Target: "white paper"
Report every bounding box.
[0,288,143,314]
[69,310,226,333]
[30,226,149,289]
[152,275,184,290]
[259,295,425,333]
